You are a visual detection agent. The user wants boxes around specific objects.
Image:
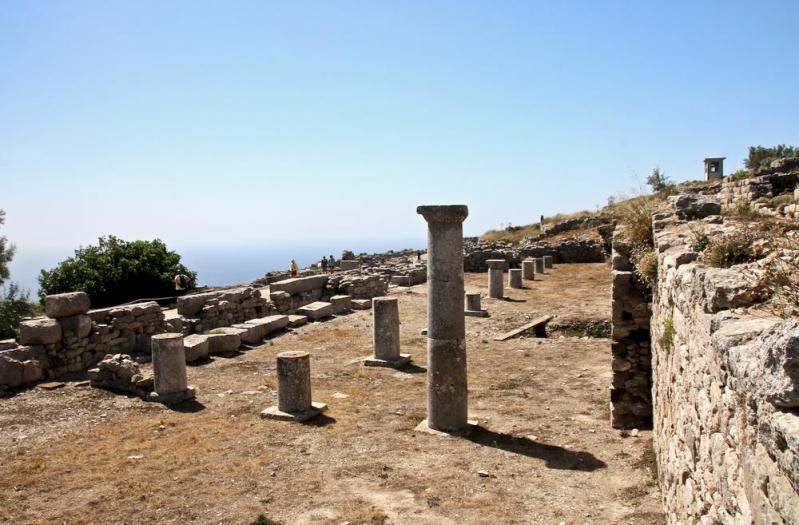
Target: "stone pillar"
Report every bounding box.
[486,259,505,299]
[522,259,535,280]
[417,205,472,434]
[364,297,411,367]
[464,292,488,317]
[509,269,523,289]
[149,333,196,404]
[543,255,554,269]
[534,258,545,275]
[262,350,327,421]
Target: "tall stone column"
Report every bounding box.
[149,333,196,404]
[416,205,472,434]
[261,350,327,421]
[364,297,411,368]
[486,259,506,299]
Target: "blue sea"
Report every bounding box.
[8,238,425,296]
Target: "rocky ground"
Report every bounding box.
[0,263,664,525]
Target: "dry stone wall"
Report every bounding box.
[177,287,272,333]
[649,211,799,524]
[1,293,168,389]
[609,228,653,429]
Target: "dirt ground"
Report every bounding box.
[0,263,664,525]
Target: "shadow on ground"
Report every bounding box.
[466,426,606,471]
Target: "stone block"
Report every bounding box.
[0,355,23,388]
[296,301,333,321]
[58,314,93,338]
[231,323,264,345]
[287,315,307,328]
[390,275,412,286]
[330,295,352,314]
[44,292,90,318]
[177,291,218,315]
[0,339,17,351]
[183,334,210,363]
[19,318,62,345]
[340,260,360,270]
[248,315,289,336]
[351,299,372,310]
[270,275,329,295]
[205,328,244,354]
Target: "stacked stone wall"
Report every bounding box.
[609,228,652,429]
[1,294,167,389]
[649,213,799,524]
[177,287,271,333]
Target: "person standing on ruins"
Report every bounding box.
[328,254,336,274]
[290,259,298,278]
[320,256,328,274]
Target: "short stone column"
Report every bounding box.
[509,269,523,289]
[364,297,411,368]
[464,292,488,317]
[486,259,506,299]
[534,257,545,275]
[149,333,196,404]
[261,350,327,421]
[544,255,554,269]
[522,259,535,280]
[416,205,473,434]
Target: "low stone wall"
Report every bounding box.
[609,228,652,429]
[464,237,607,272]
[650,215,799,524]
[177,287,271,333]
[520,238,606,263]
[1,294,167,389]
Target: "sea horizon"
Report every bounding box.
[7,238,426,297]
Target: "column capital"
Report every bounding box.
[417,205,468,223]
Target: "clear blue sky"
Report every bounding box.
[2,0,798,255]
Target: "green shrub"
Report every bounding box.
[0,283,36,339]
[632,247,658,289]
[722,202,758,220]
[689,226,711,252]
[38,236,197,308]
[746,145,799,170]
[660,314,675,352]
[704,231,760,268]
[646,167,673,194]
[728,169,751,182]
[771,194,794,209]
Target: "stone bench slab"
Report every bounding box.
[296,302,333,321]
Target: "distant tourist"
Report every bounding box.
[174,274,191,292]
[290,259,298,278]
[320,256,328,274]
[416,250,421,262]
[328,255,336,274]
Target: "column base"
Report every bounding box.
[414,418,478,437]
[465,309,489,317]
[363,354,412,368]
[260,401,327,422]
[148,386,196,405]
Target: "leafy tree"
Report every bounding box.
[745,145,799,170]
[0,283,35,339]
[38,236,197,307]
[646,167,672,194]
[0,209,35,338]
[0,210,15,285]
